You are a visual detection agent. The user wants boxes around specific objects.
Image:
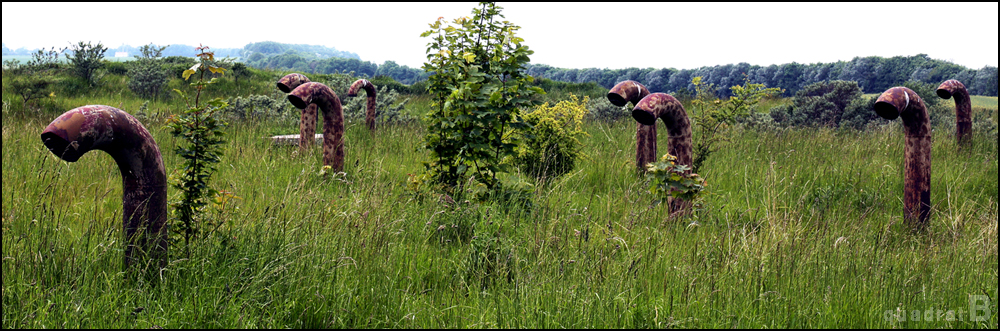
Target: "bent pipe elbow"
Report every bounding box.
[607,80,650,107]
[874,87,931,230]
[40,105,167,270]
[633,93,694,170]
[936,79,972,147]
[288,82,346,172]
[608,80,656,172]
[633,93,695,217]
[278,73,319,150]
[348,79,378,131]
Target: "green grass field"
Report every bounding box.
[2,69,998,328]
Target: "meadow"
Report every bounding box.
[2,67,998,328]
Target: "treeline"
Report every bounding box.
[3,43,245,59]
[524,54,999,97]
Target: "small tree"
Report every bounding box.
[165,44,229,254]
[127,44,170,100]
[420,2,543,193]
[691,75,782,172]
[65,41,107,85]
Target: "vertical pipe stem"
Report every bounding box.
[875,87,931,230]
[288,82,346,171]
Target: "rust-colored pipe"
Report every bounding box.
[277,73,320,151]
[40,105,167,270]
[287,82,345,172]
[874,87,931,230]
[633,93,695,217]
[936,79,972,149]
[607,80,654,172]
[347,79,378,131]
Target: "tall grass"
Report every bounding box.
[2,69,997,328]
[3,106,996,328]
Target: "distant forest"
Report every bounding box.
[4,42,997,96]
[524,55,998,97]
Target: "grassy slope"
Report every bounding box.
[2,70,997,328]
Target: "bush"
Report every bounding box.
[586,95,630,122]
[342,85,415,126]
[768,80,862,128]
[64,41,107,85]
[223,94,290,121]
[839,95,887,131]
[104,60,128,75]
[511,94,589,182]
[127,45,170,100]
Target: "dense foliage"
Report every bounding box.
[127,44,170,100]
[64,41,107,85]
[419,2,543,192]
[525,54,999,97]
[512,94,589,182]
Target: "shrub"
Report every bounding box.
[223,94,290,120]
[586,95,630,122]
[342,85,414,126]
[127,44,170,100]
[64,41,107,85]
[511,94,589,182]
[768,80,862,128]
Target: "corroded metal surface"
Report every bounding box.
[277,73,320,151]
[348,79,378,131]
[608,80,656,172]
[288,82,345,171]
[40,105,167,270]
[875,87,931,230]
[936,79,972,148]
[632,93,695,217]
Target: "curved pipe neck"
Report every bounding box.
[276,73,311,93]
[633,93,692,139]
[277,73,319,150]
[348,79,378,131]
[288,82,345,171]
[936,79,972,146]
[607,80,650,107]
[874,87,930,137]
[40,105,167,270]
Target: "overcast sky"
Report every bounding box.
[3,2,997,70]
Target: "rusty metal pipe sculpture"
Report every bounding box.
[277,73,320,151]
[348,79,378,131]
[874,87,931,230]
[936,79,972,148]
[40,105,167,270]
[607,80,653,172]
[633,93,695,217]
[287,82,345,172]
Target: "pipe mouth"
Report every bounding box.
[607,93,629,107]
[873,101,900,120]
[276,82,292,93]
[41,131,83,162]
[288,95,309,109]
[631,108,657,126]
[935,89,952,99]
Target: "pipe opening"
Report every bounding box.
[40,131,83,162]
[276,82,293,93]
[288,95,309,109]
[632,108,657,126]
[607,93,629,107]
[936,89,953,99]
[873,102,900,120]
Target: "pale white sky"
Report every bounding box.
[3,2,997,70]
